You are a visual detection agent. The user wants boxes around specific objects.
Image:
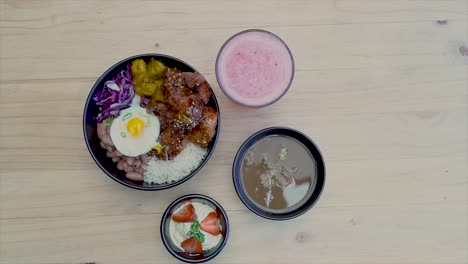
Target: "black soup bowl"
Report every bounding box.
[232,127,325,220]
[83,54,220,190]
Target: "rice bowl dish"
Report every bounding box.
[83,54,220,189]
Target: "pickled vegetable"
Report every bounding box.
[131,59,147,75]
[130,59,167,101]
[133,73,157,96]
[151,80,165,102]
[147,59,167,78]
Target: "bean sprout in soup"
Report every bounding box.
[241,135,317,212]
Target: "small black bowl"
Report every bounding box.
[232,127,325,220]
[161,194,229,263]
[83,54,220,190]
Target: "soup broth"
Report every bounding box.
[241,135,317,212]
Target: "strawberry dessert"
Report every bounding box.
[168,202,222,253]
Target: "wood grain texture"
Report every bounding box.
[0,0,467,263]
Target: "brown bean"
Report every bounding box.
[124,165,134,173]
[110,150,122,158]
[126,172,144,181]
[101,135,114,147]
[112,157,119,162]
[134,159,141,167]
[100,141,112,151]
[100,141,107,149]
[97,123,106,138]
[140,154,148,164]
[135,167,145,174]
[106,150,115,158]
[125,157,135,166]
[122,162,129,170]
[117,159,125,170]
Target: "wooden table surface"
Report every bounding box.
[1,1,467,263]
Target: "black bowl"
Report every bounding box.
[232,127,325,220]
[161,194,229,263]
[83,54,220,190]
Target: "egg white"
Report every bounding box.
[110,105,160,157]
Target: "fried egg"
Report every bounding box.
[110,105,160,157]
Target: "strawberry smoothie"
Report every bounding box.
[216,29,294,107]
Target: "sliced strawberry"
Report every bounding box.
[181,237,202,254]
[200,212,220,236]
[172,204,196,222]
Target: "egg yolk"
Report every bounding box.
[126,118,145,137]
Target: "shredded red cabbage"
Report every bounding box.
[93,65,135,122]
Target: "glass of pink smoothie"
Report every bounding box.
[215,29,295,107]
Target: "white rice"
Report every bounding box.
[143,142,208,184]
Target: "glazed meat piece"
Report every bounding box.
[163,69,212,111]
[148,100,202,133]
[163,68,189,109]
[175,103,204,131]
[162,69,212,131]
[158,127,187,160]
[147,101,186,160]
[181,72,212,105]
[146,68,218,159]
[146,101,176,128]
[188,106,218,147]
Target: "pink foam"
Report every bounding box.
[216,31,294,107]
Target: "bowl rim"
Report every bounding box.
[83,53,221,191]
[232,126,326,220]
[215,28,295,108]
[160,194,230,263]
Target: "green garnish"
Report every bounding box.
[103,117,114,126]
[262,147,289,170]
[263,161,279,170]
[271,177,281,188]
[279,147,288,161]
[187,220,205,243]
[262,154,272,170]
[122,112,132,121]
